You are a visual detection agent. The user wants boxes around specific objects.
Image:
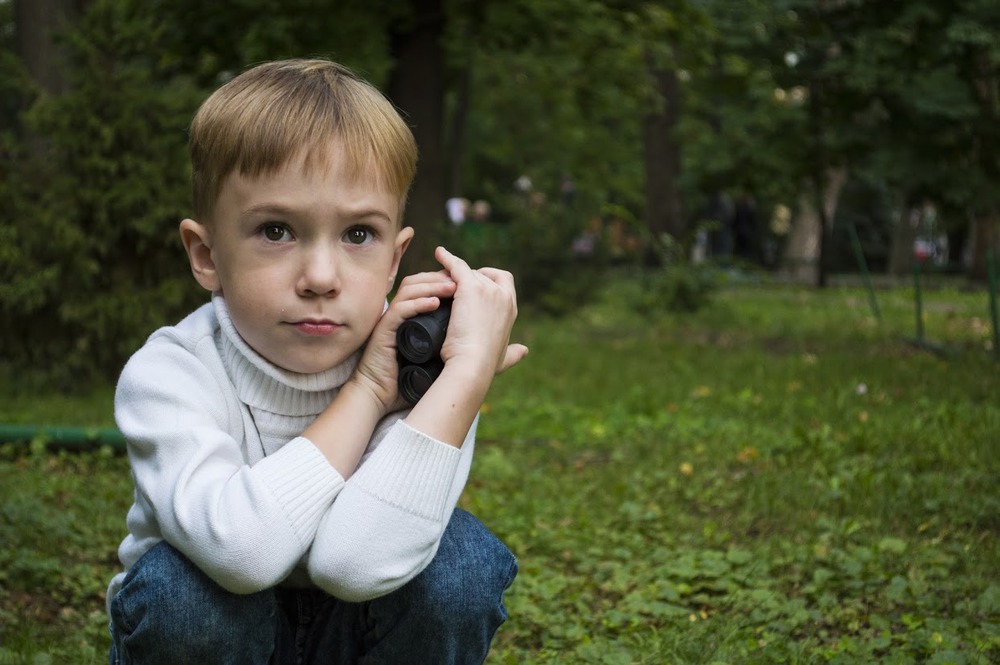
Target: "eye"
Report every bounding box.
[345,226,373,245]
[260,223,292,243]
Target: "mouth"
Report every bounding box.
[289,319,343,336]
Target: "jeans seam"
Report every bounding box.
[503,555,518,591]
[110,590,134,639]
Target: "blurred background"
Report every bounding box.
[2,0,998,386]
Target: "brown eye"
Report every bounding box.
[346,227,371,245]
[261,224,290,242]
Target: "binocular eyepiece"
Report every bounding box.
[396,300,452,404]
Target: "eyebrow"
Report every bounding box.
[241,202,297,217]
[241,202,394,225]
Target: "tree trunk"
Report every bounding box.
[447,54,472,199]
[14,0,80,95]
[13,0,83,159]
[643,66,684,261]
[782,168,845,285]
[387,0,448,276]
[969,209,999,281]
[783,192,822,284]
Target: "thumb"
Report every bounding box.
[497,344,529,374]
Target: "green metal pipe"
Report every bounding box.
[988,248,999,361]
[847,222,881,322]
[912,259,925,342]
[0,425,125,451]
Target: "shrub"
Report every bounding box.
[447,196,612,316]
[635,261,720,314]
[624,215,721,316]
[0,0,207,385]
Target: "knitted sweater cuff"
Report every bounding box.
[349,421,463,522]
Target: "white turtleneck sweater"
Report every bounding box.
[107,295,475,612]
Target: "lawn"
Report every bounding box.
[1,276,998,663]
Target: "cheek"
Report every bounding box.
[362,283,389,318]
[219,268,280,324]
[349,278,389,323]
[220,255,284,293]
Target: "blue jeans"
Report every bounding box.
[108,509,516,664]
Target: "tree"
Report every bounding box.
[776,0,1000,281]
[642,47,686,252]
[387,0,449,274]
[13,0,84,95]
[2,0,204,383]
[12,0,86,160]
[636,2,713,259]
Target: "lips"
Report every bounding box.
[290,319,342,336]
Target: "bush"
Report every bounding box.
[635,262,720,314]
[0,0,207,385]
[626,220,721,316]
[447,196,611,316]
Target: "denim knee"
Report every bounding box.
[109,541,276,664]
[406,509,517,626]
[360,509,516,664]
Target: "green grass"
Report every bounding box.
[2,277,998,663]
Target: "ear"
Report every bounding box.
[179,218,221,292]
[387,226,415,293]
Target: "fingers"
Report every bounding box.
[434,246,472,276]
[399,268,453,284]
[372,250,525,413]
[436,247,516,302]
[438,247,513,285]
[393,271,456,310]
[477,266,517,290]
[382,296,446,327]
[396,269,455,294]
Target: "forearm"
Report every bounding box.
[403,361,490,447]
[302,379,387,478]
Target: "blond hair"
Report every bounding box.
[189,59,417,221]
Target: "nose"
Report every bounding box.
[297,244,341,297]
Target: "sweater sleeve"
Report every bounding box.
[116,336,345,593]
[307,417,477,601]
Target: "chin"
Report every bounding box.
[279,355,347,375]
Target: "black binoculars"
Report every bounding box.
[396,300,452,404]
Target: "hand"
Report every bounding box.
[434,246,528,381]
[350,269,458,413]
[397,247,528,447]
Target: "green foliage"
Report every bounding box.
[149,0,399,86]
[635,263,721,315]
[447,197,610,316]
[828,177,896,273]
[474,281,999,662]
[0,19,27,153]
[621,213,722,315]
[685,0,1000,279]
[0,442,128,662]
[460,0,650,217]
[0,0,207,385]
[5,0,1000,378]
[3,282,998,661]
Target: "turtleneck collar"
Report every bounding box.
[212,294,360,417]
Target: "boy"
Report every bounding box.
[107,58,527,664]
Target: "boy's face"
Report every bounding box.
[181,144,413,374]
